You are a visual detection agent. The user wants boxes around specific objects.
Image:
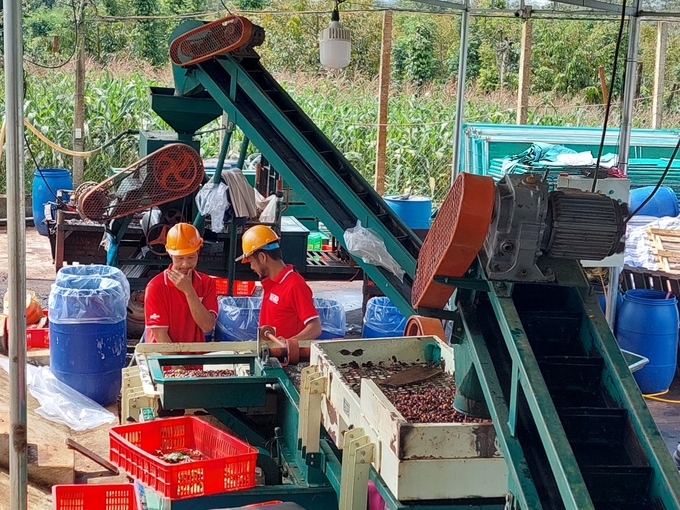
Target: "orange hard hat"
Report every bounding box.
[165,223,203,256]
[236,225,280,263]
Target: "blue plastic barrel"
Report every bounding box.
[215,296,347,341]
[32,168,73,236]
[215,297,261,341]
[629,186,679,218]
[384,196,432,229]
[615,289,679,394]
[315,298,346,339]
[49,265,129,405]
[362,297,408,338]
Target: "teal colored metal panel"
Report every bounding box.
[189,59,416,316]
[570,278,680,508]
[219,57,416,276]
[488,293,595,510]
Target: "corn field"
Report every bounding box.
[2,63,676,205]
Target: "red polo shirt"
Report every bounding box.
[144,265,218,343]
[260,265,319,339]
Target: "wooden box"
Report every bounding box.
[310,336,507,501]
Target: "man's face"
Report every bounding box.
[248,251,266,279]
[170,251,199,275]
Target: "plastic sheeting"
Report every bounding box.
[0,358,115,431]
[215,296,346,341]
[362,296,408,338]
[49,265,130,324]
[343,221,405,281]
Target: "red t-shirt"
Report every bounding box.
[144,266,218,343]
[259,265,319,339]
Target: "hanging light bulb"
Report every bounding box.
[319,0,351,70]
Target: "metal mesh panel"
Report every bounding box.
[170,16,252,66]
[79,144,203,221]
[412,173,495,309]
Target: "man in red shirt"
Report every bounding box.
[236,225,321,341]
[145,223,218,343]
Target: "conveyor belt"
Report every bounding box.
[184,53,420,315]
[459,260,680,510]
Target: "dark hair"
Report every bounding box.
[254,247,283,261]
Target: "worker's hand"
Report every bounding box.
[167,268,195,295]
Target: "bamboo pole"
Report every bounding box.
[374,10,393,196]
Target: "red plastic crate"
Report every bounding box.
[211,277,256,296]
[27,311,49,349]
[52,483,140,510]
[109,416,257,499]
[3,311,49,350]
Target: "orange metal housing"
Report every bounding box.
[412,173,495,310]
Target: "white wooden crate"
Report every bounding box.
[310,336,507,501]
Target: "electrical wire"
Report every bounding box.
[24,132,64,204]
[219,0,233,15]
[625,135,680,223]
[591,0,627,193]
[643,389,680,404]
[24,0,79,69]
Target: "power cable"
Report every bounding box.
[625,135,680,223]
[24,0,79,69]
[591,0,627,193]
[24,131,64,205]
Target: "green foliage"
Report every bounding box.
[583,86,601,105]
[133,0,167,66]
[392,15,440,85]
[234,0,269,9]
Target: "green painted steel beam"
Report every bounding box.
[571,283,680,507]
[143,483,339,510]
[458,301,544,510]
[488,293,595,510]
[187,61,416,316]
[218,56,417,277]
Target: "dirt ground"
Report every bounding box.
[0,226,127,509]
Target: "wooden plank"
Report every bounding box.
[66,438,119,475]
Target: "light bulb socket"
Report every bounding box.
[331,6,340,22]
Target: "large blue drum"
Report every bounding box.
[616,289,679,394]
[49,265,130,405]
[32,168,73,236]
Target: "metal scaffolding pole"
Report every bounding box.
[451,1,470,184]
[3,0,28,507]
[606,5,640,328]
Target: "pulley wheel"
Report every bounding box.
[404,315,446,340]
[412,173,495,310]
[286,338,300,365]
[146,223,170,256]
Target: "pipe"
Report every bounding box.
[618,3,641,177]
[451,1,470,184]
[4,0,28,505]
[607,4,640,329]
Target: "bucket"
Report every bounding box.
[615,289,679,394]
[362,296,408,338]
[49,265,129,405]
[384,195,432,229]
[629,186,679,218]
[32,168,73,236]
[215,297,347,341]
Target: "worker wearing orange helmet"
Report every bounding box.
[144,223,218,343]
[236,225,322,341]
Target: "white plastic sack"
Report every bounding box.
[255,190,278,223]
[343,221,405,282]
[195,182,230,233]
[0,358,115,431]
